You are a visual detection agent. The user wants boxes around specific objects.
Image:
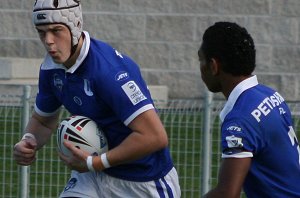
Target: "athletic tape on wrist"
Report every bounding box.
[21,133,36,140]
[86,156,95,171]
[100,153,111,169]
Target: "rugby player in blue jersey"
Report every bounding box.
[13,0,181,197]
[199,22,300,198]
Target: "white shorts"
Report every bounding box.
[59,167,181,198]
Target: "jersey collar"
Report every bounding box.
[66,31,90,73]
[41,31,90,73]
[219,75,258,122]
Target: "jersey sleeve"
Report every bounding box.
[94,54,154,126]
[34,69,62,116]
[221,118,263,159]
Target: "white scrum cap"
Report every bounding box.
[32,0,83,46]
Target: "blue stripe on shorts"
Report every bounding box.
[155,178,174,198]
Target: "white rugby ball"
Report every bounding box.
[57,115,108,157]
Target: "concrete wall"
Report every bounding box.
[0,0,300,100]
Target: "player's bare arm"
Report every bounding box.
[63,109,168,172]
[13,110,60,165]
[104,109,168,167]
[203,158,251,198]
[25,111,60,149]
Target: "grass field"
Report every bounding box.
[1,101,300,198]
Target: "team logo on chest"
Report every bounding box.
[84,79,93,96]
[53,73,63,91]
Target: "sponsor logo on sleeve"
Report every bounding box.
[226,125,242,132]
[121,81,147,105]
[226,135,243,148]
[115,71,129,82]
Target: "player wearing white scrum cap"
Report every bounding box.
[13,0,181,197]
[32,0,82,59]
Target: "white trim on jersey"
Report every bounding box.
[67,31,90,74]
[220,75,258,122]
[222,152,253,158]
[124,104,154,126]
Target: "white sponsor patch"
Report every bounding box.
[226,135,243,148]
[122,81,147,105]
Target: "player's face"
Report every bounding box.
[198,48,222,93]
[36,24,72,64]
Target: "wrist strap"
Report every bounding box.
[100,153,111,169]
[22,133,36,140]
[86,156,95,171]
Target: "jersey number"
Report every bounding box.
[288,126,300,166]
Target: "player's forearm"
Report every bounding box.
[92,109,169,171]
[25,112,59,149]
[111,130,167,165]
[92,130,168,171]
[109,109,168,165]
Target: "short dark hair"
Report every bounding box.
[200,22,256,76]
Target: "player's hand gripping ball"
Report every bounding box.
[57,115,108,157]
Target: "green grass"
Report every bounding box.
[1,105,300,198]
[160,109,202,197]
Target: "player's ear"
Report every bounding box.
[209,58,220,76]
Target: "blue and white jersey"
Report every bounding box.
[220,75,300,197]
[35,31,173,182]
